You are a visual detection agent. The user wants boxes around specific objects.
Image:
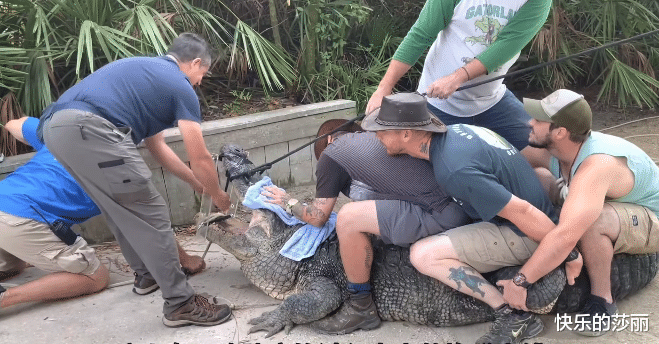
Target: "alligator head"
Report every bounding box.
[203,145,304,265]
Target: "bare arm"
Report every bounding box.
[4,118,29,145]
[497,194,556,242]
[365,60,413,114]
[520,158,615,283]
[425,59,488,99]
[261,186,337,228]
[144,132,204,194]
[146,120,230,212]
[177,120,230,212]
[292,197,336,228]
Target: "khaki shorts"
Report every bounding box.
[0,210,100,275]
[610,202,659,255]
[441,222,539,273]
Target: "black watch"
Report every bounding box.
[512,272,532,289]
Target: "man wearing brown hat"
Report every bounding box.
[363,92,559,344]
[258,119,471,335]
[501,89,659,336]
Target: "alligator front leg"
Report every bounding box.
[248,276,342,337]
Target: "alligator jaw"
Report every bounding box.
[200,217,257,261]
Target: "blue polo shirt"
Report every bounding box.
[0,118,100,226]
[429,124,557,236]
[45,56,201,143]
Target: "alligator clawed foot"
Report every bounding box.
[248,310,294,338]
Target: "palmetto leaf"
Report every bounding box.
[119,3,178,55]
[231,21,296,91]
[0,46,29,91]
[75,21,137,77]
[19,51,54,117]
[599,58,659,108]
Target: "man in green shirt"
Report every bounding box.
[367,0,551,153]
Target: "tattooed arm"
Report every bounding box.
[291,197,336,228]
[261,186,337,227]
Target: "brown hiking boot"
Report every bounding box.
[311,292,381,335]
[162,293,232,327]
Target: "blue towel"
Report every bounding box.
[242,176,337,261]
[279,212,337,261]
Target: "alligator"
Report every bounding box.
[206,144,659,338]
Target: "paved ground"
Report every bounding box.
[2,230,658,344]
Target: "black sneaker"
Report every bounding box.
[575,295,618,337]
[476,304,544,344]
[311,292,381,335]
[132,272,159,295]
[0,270,20,282]
[162,293,232,327]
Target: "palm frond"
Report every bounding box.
[231,21,296,91]
[119,4,178,55]
[19,51,53,117]
[0,45,30,91]
[598,58,659,108]
[75,21,137,77]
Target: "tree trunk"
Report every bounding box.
[268,0,283,48]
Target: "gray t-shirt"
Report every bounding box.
[316,131,461,215]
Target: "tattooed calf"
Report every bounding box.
[448,266,487,297]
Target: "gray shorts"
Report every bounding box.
[442,222,539,273]
[376,200,450,247]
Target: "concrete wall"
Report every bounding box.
[0,100,356,243]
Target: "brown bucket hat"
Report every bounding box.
[362,93,447,133]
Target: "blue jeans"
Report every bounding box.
[426,89,531,151]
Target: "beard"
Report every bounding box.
[527,131,553,149]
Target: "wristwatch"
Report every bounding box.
[285,198,299,215]
[512,272,532,289]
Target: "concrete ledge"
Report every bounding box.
[0,100,357,243]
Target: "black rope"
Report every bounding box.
[224,29,659,182]
[223,113,365,184]
[454,29,659,92]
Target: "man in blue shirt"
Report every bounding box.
[363,93,559,344]
[0,117,206,311]
[0,117,109,309]
[38,33,232,327]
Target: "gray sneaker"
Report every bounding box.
[162,293,232,327]
[575,295,618,337]
[132,272,159,295]
[476,304,544,344]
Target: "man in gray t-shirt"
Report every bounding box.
[259,119,470,335]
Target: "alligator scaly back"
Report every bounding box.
[213,144,659,338]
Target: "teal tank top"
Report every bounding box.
[550,132,659,217]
